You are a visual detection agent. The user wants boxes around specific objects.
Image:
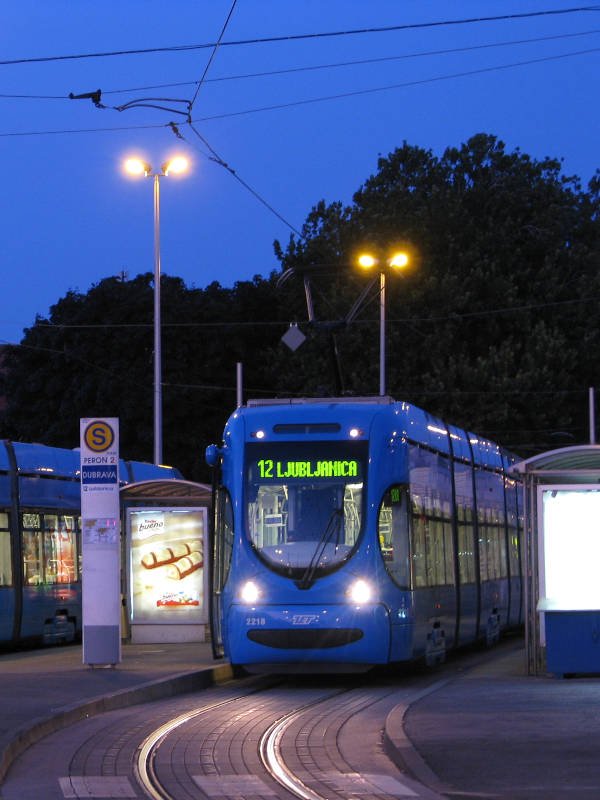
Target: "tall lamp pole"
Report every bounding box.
[358,252,409,397]
[124,156,189,464]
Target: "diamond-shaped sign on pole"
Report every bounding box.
[281,323,306,352]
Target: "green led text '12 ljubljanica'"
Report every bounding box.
[256,459,359,480]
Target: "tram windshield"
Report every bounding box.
[245,441,367,579]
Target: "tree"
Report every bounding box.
[274,134,600,452]
[1,133,599,470]
[0,272,295,480]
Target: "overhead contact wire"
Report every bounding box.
[1,6,598,66]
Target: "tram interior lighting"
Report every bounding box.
[541,489,600,610]
[240,580,261,604]
[347,579,372,604]
[427,425,447,436]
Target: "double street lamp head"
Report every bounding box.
[124,156,189,178]
[358,251,409,271]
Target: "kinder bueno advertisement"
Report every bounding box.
[129,508,207,622]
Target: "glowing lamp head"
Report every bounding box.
[125,158,151,176]
[240,580,261,604]
[348,579,372,604]
[389,252,409,269]
[358,254,377,269]
[163,156,189,175]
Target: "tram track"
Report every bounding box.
[135,679,284,800]
[259,687,355,800]
[135,680,352,800]
[134,675,443,800]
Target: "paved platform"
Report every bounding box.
[385,644,600,799]
[1,639,599,799]
[0,641,230,783]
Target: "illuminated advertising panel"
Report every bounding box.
[128,507,207,623]
[539,487,600,612]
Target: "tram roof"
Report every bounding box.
[512,445,600,480]
[246,396,395,406]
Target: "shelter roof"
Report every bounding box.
[120,479,211,504]
[512,445,600,481]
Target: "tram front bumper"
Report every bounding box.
[227,602,390,668]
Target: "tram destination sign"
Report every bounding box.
[251,457,362,482]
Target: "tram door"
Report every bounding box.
[209,487,234,658]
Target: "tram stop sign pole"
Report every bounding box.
[80,418,121,666]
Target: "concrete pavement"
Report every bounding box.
[0,641,230,784]
[1,638,599,799]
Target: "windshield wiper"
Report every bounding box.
[296,507,343,590]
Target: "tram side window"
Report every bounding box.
[0,512,12,586]
[409,445,455,588]
[22,513,80,585]
[22,514,42,585]
[377,485,410,589]
[44,515,78,584]
[454,461,476,584]
[475,470,507,580]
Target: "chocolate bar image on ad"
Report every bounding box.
[165,551,203,580]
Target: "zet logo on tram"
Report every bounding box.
[83,420,115,453]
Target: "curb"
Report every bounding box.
[0,663,233,784]
[383,679,451,798]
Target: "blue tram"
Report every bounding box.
[0,440,180,647]
[206,397,523,671]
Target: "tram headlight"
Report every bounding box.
[240,580,261,604]
[347,579,372,604]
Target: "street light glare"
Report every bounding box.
[125,158,149,176]
[389,252,409,269]
[163,156,189,175]
[358,254,377,269]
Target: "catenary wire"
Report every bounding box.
[189,0,238,112]
[1,6,598,66]
[2,29,598,101]
[183,123,303,237]
[0,336,592,401]
[12,294,600,330]
[0,45,596,137]
[189,46,600,124]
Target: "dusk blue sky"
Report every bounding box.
[1,2,598,345]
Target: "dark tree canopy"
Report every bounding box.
[1,133,599,478]
[275,133,600,451]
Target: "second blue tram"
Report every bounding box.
[0,440,181,647]
[206,397,523,671]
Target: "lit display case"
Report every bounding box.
[538,487,600,677]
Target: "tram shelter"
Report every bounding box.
[120,479,212,644]
[512,445,600,676]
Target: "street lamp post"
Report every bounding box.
[124,156,189,465]
[358,252,409,397]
